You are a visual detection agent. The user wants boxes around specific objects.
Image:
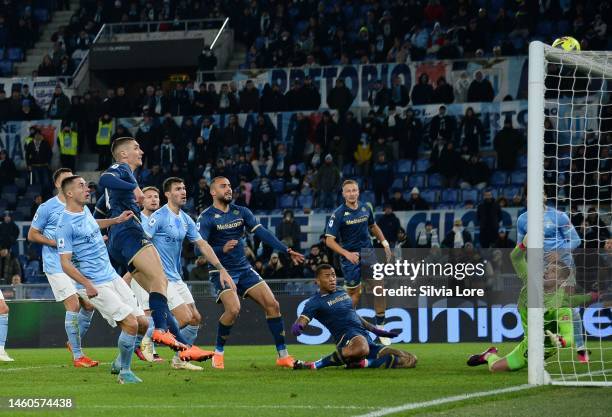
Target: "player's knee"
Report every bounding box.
[265,299,280,316]
[190,310,202,325]
[64,295,80,312]
[226,304,241,321]
[121,316,138,335]
[136,316,148,335]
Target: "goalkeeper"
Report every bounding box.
[467,237,597,372]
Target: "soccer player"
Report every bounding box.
[467,238,597,372]
[98,137,203,355]
[196,176,305,369]
[291,264,417,370]
[56,175,149,383]
[143,177,222,371]
[324,180,393,344]
[27,168,98,368]
[516,202,588,362]
[0,290,13,361]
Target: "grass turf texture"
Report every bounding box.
[0,343,610,417]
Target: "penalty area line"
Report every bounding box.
[353,384,535,417]
[0,362,111,372]
[84,404,375,411]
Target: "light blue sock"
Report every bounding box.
[65,311,82,359]
[145,316,154,338]
[135,333,144,352]
[180,325,199,346]
[573,309,585,349]
[0,314,8,348]
[118,331,137,371]
[78,308,94,340]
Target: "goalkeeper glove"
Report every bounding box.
[545,330,568,348]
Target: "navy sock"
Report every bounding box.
[375,313,385,327]
[365,354,396,369]
[166,313,189,345]
[314,351,344,369]
[215,321,233,352]
[148,292,168,331]
[266,316,287,356]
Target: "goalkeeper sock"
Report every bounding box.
[65,311,82,359]
[314,351,344,369]
[572,309,584,350]
[77,308,93,340]
[0,314,8,348]
[215,321,233,353]
[266,316,288,357]
[363,354,396,369]
[486,353,502,371]
[148,292,169,331]
[118,331,136,371]
[375,313,385,327]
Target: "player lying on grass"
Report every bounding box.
[325,180,393,345]
[467,237,598,372]
[291,264,417,370]
[0,289,12,361]
[28,168,98,368]
[196,176,305,369]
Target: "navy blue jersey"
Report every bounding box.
[325,202,375,252]
[93,193,108,219]
[196,204,259,272]
[99,162,139,218]
[300,289,365,343]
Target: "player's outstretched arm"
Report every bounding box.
[291,316,310,336]
[27,226,56,248]
[194,239,236,291]
[59,253,98,298]
[95,210,134,229]
[359,317,399,338]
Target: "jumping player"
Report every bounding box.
[196,176,305,369]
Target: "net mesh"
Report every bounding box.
[541,45,612,385]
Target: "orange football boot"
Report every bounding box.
[73,356,99,368]
[211,352,224,369]
[179,345,215,362]
[152,329,187,351]
[276,355,295,368]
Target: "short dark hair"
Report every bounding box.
[210,176,228,187]
[110,137,136,159]
[60,175,82,194]
[141,186,159,195]
[53,168,73,185]
[315,263,334,277]
[162,177,184,193]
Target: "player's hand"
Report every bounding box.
[345,252,360,265]
[384,246,393,262]
[219,269,237,291]
[288,248,305,265]
[115,210,134,224]
[85,284,98,298]
[371,327,400,339]
[134,187,145,204]
[49,240,57,247]
[291,323,304,336]
[222,240,239,253]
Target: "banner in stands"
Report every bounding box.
[4,299,610,348]
[199,56,528,106]
[0,119,61,168]
[0,77,70,109]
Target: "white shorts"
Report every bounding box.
[167,280,195,310]
[78,277,144,328]
[45,272,78,302]
[130,279,150,311]
[0,289,3,300]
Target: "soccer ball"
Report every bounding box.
[552,36,581,51]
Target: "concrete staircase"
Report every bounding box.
[217,42,246,80]
[14,4,74,76]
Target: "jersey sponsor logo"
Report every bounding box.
[216,220,243,230]
[345,216,369,225]
[326,293,351,307]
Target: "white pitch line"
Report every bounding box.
[210,17,229,50]
[85,404,375,411]
[353,384,535,417]
[0,362,111,372]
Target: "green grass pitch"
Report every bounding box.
[0,343,611,417]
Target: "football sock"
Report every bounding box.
[363,354,396,368]
[215,321,233,353]
[572,309,584,349]
[78,308,94,339]
[148,292,169,331]
[266,316,287,357]
[0,314,8,348]
[65,311,82,359]
[145,316,154,338]
[486,353,502,371]
[180,324,199,346]
[375,313,385,327]
[118,331,137,371]
[166,313,189,345]
[314,351,344,369]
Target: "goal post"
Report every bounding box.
[527,40,612,387]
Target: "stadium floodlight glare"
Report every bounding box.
[210,17,229,50]
[528,41,612,387]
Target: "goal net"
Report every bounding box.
[527,41,612,386]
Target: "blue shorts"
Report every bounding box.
[335,328,384,359]
[210,267,264,303]
[341,248,378,289]
[108,219,153,273]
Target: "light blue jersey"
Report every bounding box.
[56,206,119,286]
[517,207,581,251]
[31,196,66,274]
[143,204,201,282]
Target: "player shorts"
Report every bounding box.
[78,277,144,328]
[210,267,264,303]
[108,220,153,273]
[341,248,378,289]
[335,328,384,358]
[0,289,3,300]
[168,280,195,307]
[130,278,150,310]
[45,272,78,302]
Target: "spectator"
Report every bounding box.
[0,212,19,250]
[169,83,191,116]
[57,124,77,171]
[389,190,409,211]
[263,253,287,279]
[372,152,394,206]
[415,221,439,249]
[493,227,516,248]
[327,78,354,116]
[314,154,341,209]
[378,204,401,247]
[112,86,131,117]
[0,89,8,121]
[284,80,303,112]
[494,118,524,171]
[395,108,422,160]
[432,76,454,104]
[0,150,16,190]
[197,48,217,80]
[200,117,221,161]
[354,135,373,177]
[411,73,434,105]
[189,256,209,281]
[429,139,461,187]
[300,76,322,110]
[459,154,490,190]
[193,178,213,213]
[372,136,394,164]
[442,219,473,248]
[0,247,21,286]
[389,75,410,107]
[368,79,391,114]
[459,107,485,154]
[429,105,456,144]
[276,209,301,250]
[18,99,41,121]
[222,114,246,156]
[239,80,260,113]
[217,83,239,114]
[25,130,52,191]
[159,135,177,174]
[304,244,329,278]
[38,55,56,76]
[406,187,430,210]
[467,71,495,102]
[151,87,170,116]
[96,113,114,169]
[477,189,502,248]
[253,177,276,211]
[315,111,339,153]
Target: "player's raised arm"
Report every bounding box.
[95,210,134,229]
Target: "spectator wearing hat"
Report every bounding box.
[0,246,21,286]
[314,154,341,210]
[378,204,401,247]
[477,189,502,248]
[415,221,439,249]
[18,99,41,121]
[0,212,19,250]
[406,187,430,210]
[493,227,516,248]
[442,219,473,249]
[372,152,394,206]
